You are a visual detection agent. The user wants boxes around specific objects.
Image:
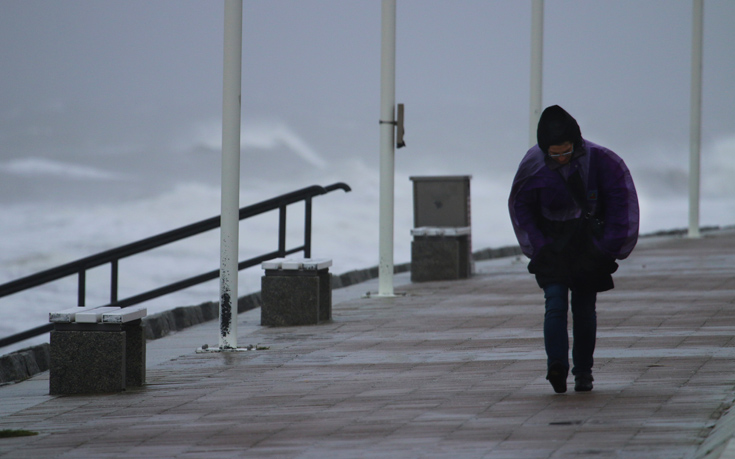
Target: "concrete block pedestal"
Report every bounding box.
[48,307,146,395]
[411,227,471,282]
[261,258,332,327]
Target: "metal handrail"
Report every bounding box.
[0,182,351,349]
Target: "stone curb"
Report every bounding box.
[0,344,50,386]
[142,292,263,341]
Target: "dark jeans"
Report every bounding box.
[543,283,597,376]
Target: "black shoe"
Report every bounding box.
[574,373,594,392]
[546,361,568,393]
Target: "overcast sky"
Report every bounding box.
[0,0,733,221]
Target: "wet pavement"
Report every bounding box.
[1,228,734,458]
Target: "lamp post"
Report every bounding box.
[219,0,243,348]
[529,0,544,148]
[378,0,397,297]
[688,0,704,239]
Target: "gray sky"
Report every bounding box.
[0,0,733,219]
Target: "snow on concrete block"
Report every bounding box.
[49,306,88,323]
[75,307,121,324]
[261,258,288,270]
[102,306,147,324]
[301,258,332,270]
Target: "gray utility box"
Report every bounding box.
[411,175,471,228]
[409,176,472,282]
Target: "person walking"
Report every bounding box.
[508,105,639,393]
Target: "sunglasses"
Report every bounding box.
[548,148,573,158]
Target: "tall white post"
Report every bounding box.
[529,0,544,148]
[688,0,703,239]
[378,0,397,297]
[219,0,243,348]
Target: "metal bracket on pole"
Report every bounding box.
[378,102,406,149]
[197,344,269,354]
[396,103,406,149]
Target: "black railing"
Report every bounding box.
[0,182,351,349]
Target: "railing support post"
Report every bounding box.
[278,205,287,257]
[77,271,86,307]
[110,260,118,304]
[304,197,313,258]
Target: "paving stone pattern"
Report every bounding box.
[0,229,734,458]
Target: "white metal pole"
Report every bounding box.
[529,0,544,148]
[378,0,397,297]
[219,0,243,348]
[688,0,703,239]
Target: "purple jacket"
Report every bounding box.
[508,139,639,261]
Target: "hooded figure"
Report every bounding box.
[508,105,639,393]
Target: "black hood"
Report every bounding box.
[536,105,582,154]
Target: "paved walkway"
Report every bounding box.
[1,228,735,458]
